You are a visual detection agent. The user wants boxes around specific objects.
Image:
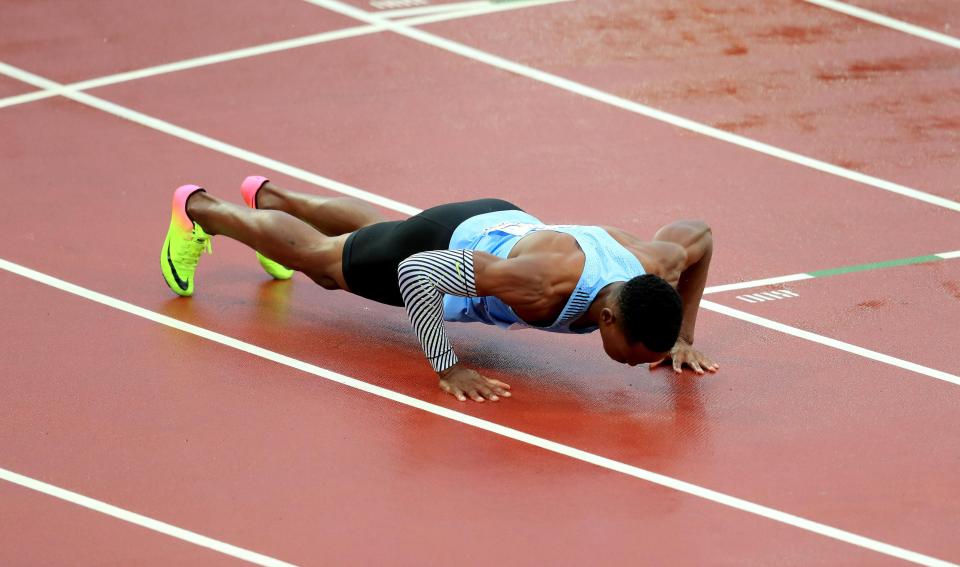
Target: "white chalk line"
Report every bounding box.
[705,273,814,295]
[0,467,295,567]
[803,0,960,49]
[0,257,954,567]
[375,0,489,18]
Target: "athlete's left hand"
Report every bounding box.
[649,338,719,375]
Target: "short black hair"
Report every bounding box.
[616,274,683,352]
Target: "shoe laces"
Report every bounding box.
[174,225,213,271]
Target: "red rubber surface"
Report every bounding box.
[1,0,958,565]
[428,0,960,199]
[0,274,890,566]
[0,76,34,98]
[0,483,239,567]
[708,260,960,372]
[0,0,357,83]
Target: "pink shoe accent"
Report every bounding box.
[172,184,204,231]
[240,175,270,209]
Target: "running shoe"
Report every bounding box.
[160,184,212,297]
[240,175,294,280]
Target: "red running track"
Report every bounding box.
[1,0,958,565]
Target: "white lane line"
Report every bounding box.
[803,0,960,49]
[700,299,960,387]
[303,0,960,213]
[0,1,566,112]
[375,0,488,18]
[0,467,295,567]
[0,88,62,110]
[937,251,960,260]
[0,258,954,567]
[705,274,814,295]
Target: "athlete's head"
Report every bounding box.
[598,274,683,366]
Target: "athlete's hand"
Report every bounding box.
[649,338,719,375]
[438,365,512,402]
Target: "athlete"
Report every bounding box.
[161,177,719,402]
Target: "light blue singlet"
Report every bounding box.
[442,210,645,333]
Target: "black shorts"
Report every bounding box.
[342,198,522,307]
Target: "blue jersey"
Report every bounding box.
[442,210,645,333]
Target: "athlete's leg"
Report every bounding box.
[254,181,386,236]
[186,191,348,289]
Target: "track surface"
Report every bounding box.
[1,1,958,565]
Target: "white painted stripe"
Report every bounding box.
[303,0,960,213]
[701,300,960,387]
[0,257,953,567]
[705,274,814,295]
[376,0,488,18]
[0,467,295,567]
[936,250,960,260]
[0,89,60,109]
[803,0,960,50]
[735,295,757,303]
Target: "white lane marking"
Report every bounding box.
[707,250,960,295]
[375,0,488,18]
[0,88,62,109]
[803,0,960,49]
[0,467,295,567]
[0,258,954,567]
[0,1,566,111]
[737,290,800,302]
[303,0,960,213]
[371,0,427,9]
[700,299,960,387]
[706,274,814,295]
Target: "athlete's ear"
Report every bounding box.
[600,307,615,325]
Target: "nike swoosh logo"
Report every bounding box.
[166,242,190,291]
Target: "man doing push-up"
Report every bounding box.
[160,177,719,402]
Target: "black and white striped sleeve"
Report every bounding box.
[397,249,478,373]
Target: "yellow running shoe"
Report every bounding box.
[160,184,212,297]
[240,175,294,280]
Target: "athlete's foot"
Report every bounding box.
[160,184,213,297]
[240,175,294,280]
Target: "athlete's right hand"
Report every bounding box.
[438,365,512,402]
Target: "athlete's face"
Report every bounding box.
[598,307,668,366]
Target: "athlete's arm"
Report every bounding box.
[650,220,719,374]
[398,249,546,401]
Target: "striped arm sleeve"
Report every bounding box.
[397,249,478,373]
